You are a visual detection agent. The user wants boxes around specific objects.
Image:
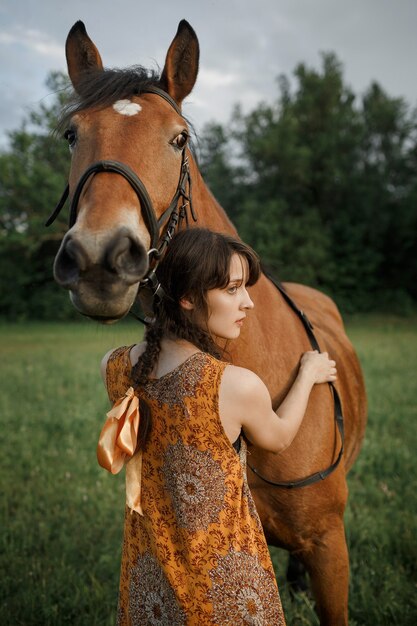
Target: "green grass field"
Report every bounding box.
[1,316,416,625]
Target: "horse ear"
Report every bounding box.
[160,20,199,106]
[65,21,103,92]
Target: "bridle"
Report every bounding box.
[45,86,197,295]
[46,85,344,489]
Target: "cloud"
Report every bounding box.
[0,26,63,62]
[0,0,416,148]
[197,68,239,90]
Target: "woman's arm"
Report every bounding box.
[220,351,337,453]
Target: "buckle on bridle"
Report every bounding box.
[140,268,165,300]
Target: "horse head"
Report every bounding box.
[52,20,199,322]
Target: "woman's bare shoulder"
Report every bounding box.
[222,363,268,398]
[129,342,146,367]
[220,364,273,441]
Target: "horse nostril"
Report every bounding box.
[106,235,147,284]
[66,239,89,271]
[54,237,89,287]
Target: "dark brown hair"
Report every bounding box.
[132,227,260,391]
[155,227,259,328]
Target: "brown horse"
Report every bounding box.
[52,19,367,625]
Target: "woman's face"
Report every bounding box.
[204,253,254,341]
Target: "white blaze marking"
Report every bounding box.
[113,99,142,116]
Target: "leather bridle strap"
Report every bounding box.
[68,160,161,247]
[247,269,345,489]
[45,184,69,227]
[143,85,182,116]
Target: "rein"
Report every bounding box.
[247,269,345,489]
[45,86,196,290]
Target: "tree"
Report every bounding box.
[198,53,417,312]
[0,72,75,320]
[360,82,417,305]
[197,121,245,225]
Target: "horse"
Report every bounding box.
[50,19,367,625]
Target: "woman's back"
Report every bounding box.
[106,346,285,625]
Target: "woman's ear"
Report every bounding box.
[179,297,194,311]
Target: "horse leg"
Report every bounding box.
[286,553,308,593]
[300,519,349,626]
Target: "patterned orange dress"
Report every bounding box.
[105,346,286,626]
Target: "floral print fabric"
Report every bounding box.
[106,347,285,625]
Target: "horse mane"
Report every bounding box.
[58,66,162,131]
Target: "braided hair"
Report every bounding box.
[131,227,261,445]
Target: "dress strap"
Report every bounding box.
[106,345,135,403]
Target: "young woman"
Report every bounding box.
[98,227,337,626]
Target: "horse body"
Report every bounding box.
[53,20,367,625]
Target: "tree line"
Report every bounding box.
[1,55,416,320]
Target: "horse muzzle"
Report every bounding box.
[53,227,148,320]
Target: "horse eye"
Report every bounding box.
[173,131,188,150]
[64,129,77,148]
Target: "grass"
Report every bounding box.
[1,316,416,625]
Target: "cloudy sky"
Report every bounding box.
[1,0,416,147]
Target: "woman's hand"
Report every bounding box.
[299,350,337,385]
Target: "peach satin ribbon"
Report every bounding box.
[97,386,144,515]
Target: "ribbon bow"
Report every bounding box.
[97,387,144,515]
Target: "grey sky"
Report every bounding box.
[1,0,416,147]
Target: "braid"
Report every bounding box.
[131,322,164,387]
[130,321,164,451]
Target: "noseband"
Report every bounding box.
[46,86,197,289]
